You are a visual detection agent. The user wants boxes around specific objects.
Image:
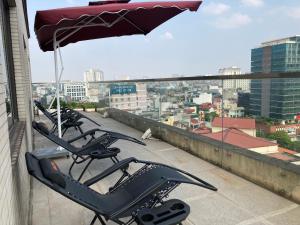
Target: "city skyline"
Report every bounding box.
[28,0,300,82]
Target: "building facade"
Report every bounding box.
[219,66,250,91]
[250,36,300,120]
[193,93,212,105]
[110,83,147,112]
[0,1,33,225]
[84,69,104,102]
[63,82,86,102]
[84,68,104,82]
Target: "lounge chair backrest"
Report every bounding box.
[32,121,79,154]
[34,100,57,124]
[25,152,107,215]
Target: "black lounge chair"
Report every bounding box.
[26,152,217,225]
[32,121,145,181]
[34,100,101,137]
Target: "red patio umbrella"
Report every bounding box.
[89,0,131,6]
[34,0,202,144]
[35,1,202,52]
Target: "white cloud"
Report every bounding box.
[241,0,264,7]
[290,7,300,19]
[214,13,252,29]
[161,32,174,40]
[202,2,231,15]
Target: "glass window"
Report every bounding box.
[0,1,18,128]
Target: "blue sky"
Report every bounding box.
[28,0,300,82]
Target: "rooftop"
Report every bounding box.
[31,112,300,225]
[203,128,277,149]
[259,35,300,47]
[212,117,256,130]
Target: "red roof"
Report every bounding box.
[212,117,256,129]
[278,147,298,155]
[268,147,299,161]
[200,103,214,110]
[268,153,297,161]
[184,108,196,114]
[203,128,277,149]
[192,127,211,135]
[191,118,200,124]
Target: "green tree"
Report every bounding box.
[51,99,67,109]
[267,131,292,148]
[205,112,217,122]
[289,141,300,152]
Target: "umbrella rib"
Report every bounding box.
[45,15,96,47]
[47,11,131,47]
[121,14,146,34]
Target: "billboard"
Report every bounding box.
[110,84,136,95]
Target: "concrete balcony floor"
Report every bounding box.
[31,112,300,225]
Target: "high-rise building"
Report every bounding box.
[250,36,300,120]
[219,66,250,91]
[63,82,86,102]
[84,69,104,82]
[110,83,147,112]
[84,69,104,102]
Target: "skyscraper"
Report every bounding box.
[84,69,104,82]
[219,66,250,91]
[250,36,300,120]
[84,69,104,102]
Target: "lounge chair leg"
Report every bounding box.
[111,157,117,164]
[89,215,98,225]
[62,128,68,137]
[78,158,94,181]
[111,172,128,190]
[96,215,106,225]
[68,156,78,178]
[78,126,87,139]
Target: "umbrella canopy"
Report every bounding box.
[89,0,131,6]
[35,1,202,52]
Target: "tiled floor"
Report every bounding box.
[31,112,300,225]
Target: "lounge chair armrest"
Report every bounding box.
[136,159,218,191]
[91,128,146,146]
[67,129,99,143]
[84,157,137,186]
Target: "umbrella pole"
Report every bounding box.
[54,39,62,139]
[34,34,69,159]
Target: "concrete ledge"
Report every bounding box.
[10,122,31,225]
[107,108,300,204]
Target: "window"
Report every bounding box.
[0,0,18,128]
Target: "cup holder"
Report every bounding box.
[141,214,154,222]
[90,151,99,156]
[171,203,185,211]
[135,199,190,225]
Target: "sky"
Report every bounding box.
[28,0,300,82]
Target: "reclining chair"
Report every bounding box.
[26,152,217,225]
[33,121,145,181]
[34,100,86,136]
[34,100,101,137]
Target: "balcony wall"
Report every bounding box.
[108,108,300,204]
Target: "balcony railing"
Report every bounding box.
[32,72,300,165]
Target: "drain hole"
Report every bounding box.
[171,203,185,211]
[141,214,154,222]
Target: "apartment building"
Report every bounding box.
[84,68,104,82]
[219,66,250,91]
[0,1,33,225]
[110,83,147,112]
[63,82,86,102]
[84,69,104,102]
